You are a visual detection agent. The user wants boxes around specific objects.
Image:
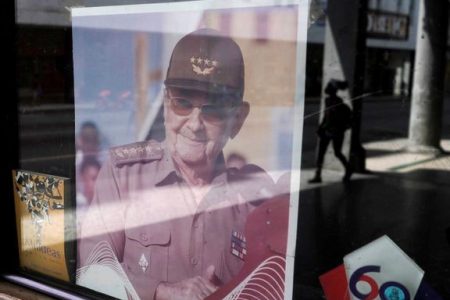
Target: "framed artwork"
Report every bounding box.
[72,0,307,299]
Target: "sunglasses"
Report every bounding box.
[167,95,239,123]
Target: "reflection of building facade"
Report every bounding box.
[308,0,420,97]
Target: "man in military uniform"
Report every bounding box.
[78,28,275,300]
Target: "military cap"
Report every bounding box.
[164,28,245,99]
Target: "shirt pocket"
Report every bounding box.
[123,223,171,282]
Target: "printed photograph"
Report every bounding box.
[72,1,307,299]
[12,170,70,282]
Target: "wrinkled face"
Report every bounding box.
[164,87,242,167]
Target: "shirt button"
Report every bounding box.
[191,257,198,265]
[193,223,199,229]
[140,233,148,242]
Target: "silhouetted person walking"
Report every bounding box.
[309,80,353,183]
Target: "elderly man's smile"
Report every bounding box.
[179,133,207,145]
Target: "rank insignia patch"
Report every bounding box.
[231,230,247,260]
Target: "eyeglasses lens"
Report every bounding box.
[170,97,232,122]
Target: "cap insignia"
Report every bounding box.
[191,56,218,76]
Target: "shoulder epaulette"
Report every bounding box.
[110,140,163,166]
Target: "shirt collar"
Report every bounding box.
[154,141,228,186]
[154,143,178,186]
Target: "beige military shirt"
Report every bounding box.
[79,140,274,300]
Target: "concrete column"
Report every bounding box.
[321,0,367,172]
[408,0,448,154]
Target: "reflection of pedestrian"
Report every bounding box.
[79,28,276,300]
[309,80,352,183]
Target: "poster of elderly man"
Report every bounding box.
[72,1,308,299]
